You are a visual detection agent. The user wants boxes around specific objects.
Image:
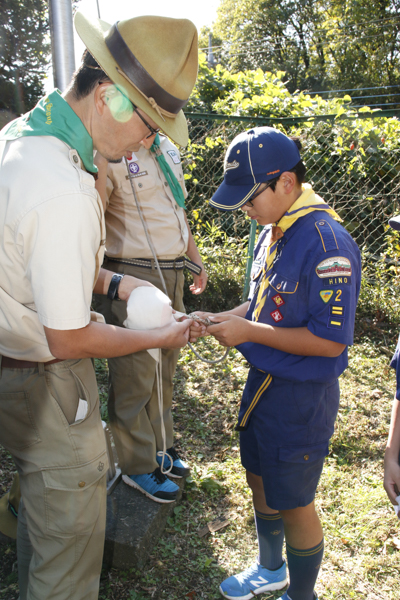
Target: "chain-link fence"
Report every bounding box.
[182,112,400,286]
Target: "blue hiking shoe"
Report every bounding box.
[156,446,190,478]
[219,561,287,600]
[122,467,179,503]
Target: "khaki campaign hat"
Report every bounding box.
[0,473,20,540]
[74,12,198,147]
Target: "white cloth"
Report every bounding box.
[104,136,189,259]
[0,135,105,361]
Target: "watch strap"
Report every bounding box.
[107,274,124,300]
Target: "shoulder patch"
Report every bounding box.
[320,290,333,303]
[315,220,339,252]
[167,150,181,164]
[316,256,352,278]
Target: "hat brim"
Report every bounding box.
[389,215,400,230]
[74,12,189,147]
[0,493,17,540]
[210,180,261,211]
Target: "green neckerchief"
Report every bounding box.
[150,133,186,208]
[0,89,96,174]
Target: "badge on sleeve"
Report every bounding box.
[167,150,181,164]
[330,305,345,317]
[327,317,344,330]
[316,257,352,278]
[320,290,333,303]
[270,309,283,323]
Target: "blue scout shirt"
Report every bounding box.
[236,212,361,382]
[390,334,400,401]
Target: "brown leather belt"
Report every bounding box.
[1,356,63,369]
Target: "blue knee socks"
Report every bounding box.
[286,538,324,600]
[254,509,285,571]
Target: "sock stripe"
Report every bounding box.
[286,540,324,557]
[255,510,281,521]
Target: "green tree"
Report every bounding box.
[210,0,400,101]
[0,0,49,114]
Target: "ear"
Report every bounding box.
[94,82,114,116]
[279,171,297,194]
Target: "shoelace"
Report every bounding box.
[151,467,168,485]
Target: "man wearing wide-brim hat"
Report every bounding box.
[0,12,198,600]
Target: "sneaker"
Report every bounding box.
[122,468,179,503]
[156,446,190,478]
[219,561,287,600]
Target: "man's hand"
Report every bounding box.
[384,449,400,505]
[159,318,192,349]
[206,314,251,347]
[189,269,208,295]
[117,274,155,302]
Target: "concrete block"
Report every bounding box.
[103,477,184,570]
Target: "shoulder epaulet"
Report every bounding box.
[315,219,339,252]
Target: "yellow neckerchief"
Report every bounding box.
[253,185,342,322]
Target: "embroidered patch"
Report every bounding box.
[316,257,352,278]
[327,317,344,330]
[225,160,240,171]
[125,170,148,180]
[270,309,283,322]
[128,162,140,174]
[330,305,345,316]
[320,290,333,303]
[272,294,285,307]
[167,150,181,164]
[322,276,351,286]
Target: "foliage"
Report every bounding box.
[0,0,49,114]
[207,0,400,99]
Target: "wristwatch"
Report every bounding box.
[107,274,124,300]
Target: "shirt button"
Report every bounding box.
[73,155,79,164]
[303,455,309,461]
[138,183,143,188]
[164,182,168,186]
[78,481,86,488]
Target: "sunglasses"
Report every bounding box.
[245,178,279,207]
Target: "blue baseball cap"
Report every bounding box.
[389,216,400,230]
[210,127,301,211]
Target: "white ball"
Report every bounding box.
[123,287,174,331]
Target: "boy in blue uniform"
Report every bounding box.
[384,215,400,508]
[198,127,361,600]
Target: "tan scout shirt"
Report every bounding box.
[105,136,189,259]
[0,136,105,361]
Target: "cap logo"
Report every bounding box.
[225,160,240,172]
[267,169,280,175]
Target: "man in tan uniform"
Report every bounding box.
[95,132,207,502]
[0,12,198,600]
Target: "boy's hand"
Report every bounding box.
[206,315,250,346]
[384,450,400,505]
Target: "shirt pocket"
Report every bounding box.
[120,167,157,197]
[269,272,299,295]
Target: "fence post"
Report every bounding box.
[242,220,258,301]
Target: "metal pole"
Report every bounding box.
[48,0,76,92]
[242,220,259,302]
[96,0,101,19]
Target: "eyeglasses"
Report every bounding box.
[245,179,279,207]
[99,82,161,139]
[131,102,161,139]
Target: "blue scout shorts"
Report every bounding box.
[239,367,340,510]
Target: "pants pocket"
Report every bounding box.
[0,392,40,451]
[42,451,108,535]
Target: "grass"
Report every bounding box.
[1,322,400,600]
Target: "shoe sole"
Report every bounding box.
[219,577,287,600]
[168,468,191,479]
[122,475,177,504]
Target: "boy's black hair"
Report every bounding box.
[268,137,306,192]
[70,50,111,100]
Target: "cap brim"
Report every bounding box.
[389,215,400,230]
[0,494,17,540]
[74,12,189,147]
[210,180,261,211]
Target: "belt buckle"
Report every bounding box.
[172,257,181,271]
